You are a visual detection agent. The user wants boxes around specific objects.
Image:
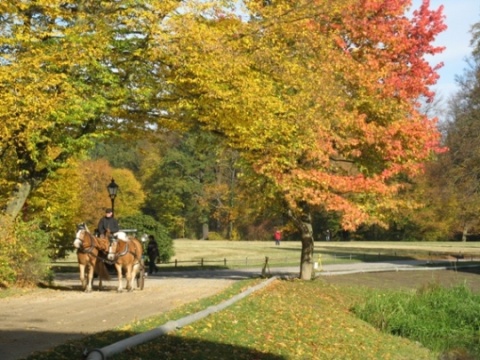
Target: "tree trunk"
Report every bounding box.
[0,181,31,238]
[5,181,31,219]
[288,210,315,280]
[300,234,314,279]
[202,222,209,240]
[462,223,469,242]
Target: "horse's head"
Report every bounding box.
[73,226,95,251]
[73,228,86,249]
[106,232,130,260]
[107,240,117,261]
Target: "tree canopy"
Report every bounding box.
[159,0,445,231]
[0,0,447,281]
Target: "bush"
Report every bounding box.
[352,283,480,357]
[0,220,53,287]
[118,214,174,262]
[206,232,224,240]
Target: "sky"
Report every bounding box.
[412,0,480,100]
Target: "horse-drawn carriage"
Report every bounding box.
[73,224,147,292]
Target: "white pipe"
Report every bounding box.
[86,276,277,360]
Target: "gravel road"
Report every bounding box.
[0,272,240,360]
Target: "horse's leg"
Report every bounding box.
[85,261,95,293]
[79,263,86,291]
[132,263,140,290]
[94,260,106,291]
[125,265,134,292]
[115,263,124,292]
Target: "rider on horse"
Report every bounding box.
[97,208,119,243]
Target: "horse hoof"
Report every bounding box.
[117,289,123,293]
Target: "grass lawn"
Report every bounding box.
[171,239,480,261]
[52,239,480,271]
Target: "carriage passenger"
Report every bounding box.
[147,235,159,275]
[97,208,120,243]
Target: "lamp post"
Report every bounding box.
[107,179,119,216]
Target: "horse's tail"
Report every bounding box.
[96,260,111,281]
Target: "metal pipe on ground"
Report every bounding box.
[86,276,277,360]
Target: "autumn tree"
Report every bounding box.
[0,1,178,283]
[0,0,179,227]
[159,0,446,278]
[77,159,145,228]
[0,0,447,283]
[27,159,85,257]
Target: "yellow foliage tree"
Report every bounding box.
[77,160,145,229]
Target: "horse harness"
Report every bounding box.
[75,230,97,255]
[75,229,114,264]
[108,240,141,263]
[76,227,140,264]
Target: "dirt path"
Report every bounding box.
[0,272,238,360]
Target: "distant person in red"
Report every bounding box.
[274,230,282,246]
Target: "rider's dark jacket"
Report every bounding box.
[97,216,120,237]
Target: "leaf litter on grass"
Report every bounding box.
[119,278,436,360]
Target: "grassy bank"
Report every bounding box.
[353,283,480,358]
[27,278,443,360]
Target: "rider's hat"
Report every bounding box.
[105,208,113,213]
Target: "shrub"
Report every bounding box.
[207,232,224,240]
[119,214,174,262]
[0,220,53,287]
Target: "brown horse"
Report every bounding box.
[107,230,144,292]
[73,224,110,292]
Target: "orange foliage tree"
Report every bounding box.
[160,0,446,278]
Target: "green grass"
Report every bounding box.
[352,283,480,358]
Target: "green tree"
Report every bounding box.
[144,131,226,239]
[425,19,480,241]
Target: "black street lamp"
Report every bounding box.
[107,179,119,216]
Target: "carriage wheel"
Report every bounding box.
[136,259,145,290]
